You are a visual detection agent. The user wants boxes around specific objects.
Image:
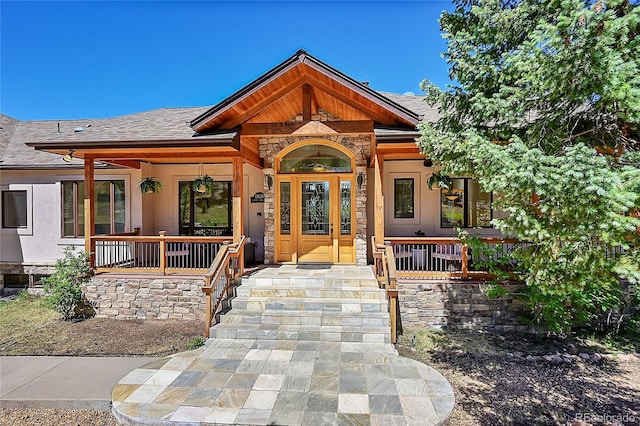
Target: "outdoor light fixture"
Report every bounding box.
[266,174,273,190]
[423,159,433,168]
[62,149,75,163]
[357,172,364,189]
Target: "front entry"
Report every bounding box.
[275,142,356,264]
[298,177,337,262]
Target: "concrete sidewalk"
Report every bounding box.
[0,356,157,410]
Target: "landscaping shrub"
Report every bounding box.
[185,336,206,350]
[43,246,92,321]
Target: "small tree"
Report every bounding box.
[43,246,92,321]
[419,0,640,332]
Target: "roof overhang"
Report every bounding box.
[25,131,258,167]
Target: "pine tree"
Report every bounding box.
[418,0,640,332]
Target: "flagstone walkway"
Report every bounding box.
[111,265,454,425]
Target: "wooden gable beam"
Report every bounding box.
[223,77,306,129]
[239,142,263,169]
[241,120,373,136]
[302,84,312,121]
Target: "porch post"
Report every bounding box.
[84,157,96,268]
[233,157,244,270]
[374,154,384,244]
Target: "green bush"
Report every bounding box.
[185,336,206,350]
[43,246,92,321]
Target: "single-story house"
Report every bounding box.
[1,50,523,330]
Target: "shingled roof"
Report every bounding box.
[2,92,435,169]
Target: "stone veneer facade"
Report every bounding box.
[398,280,531,332]
[259,128,371,266]
[83,276,206,320]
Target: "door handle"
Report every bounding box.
[330,224,333,239]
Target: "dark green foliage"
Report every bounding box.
[420,0,640,332]
[43,246,92,321]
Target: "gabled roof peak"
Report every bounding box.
[295,49,308,60]
[190,50,419,132]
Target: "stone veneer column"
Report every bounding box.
[259,134,371,265]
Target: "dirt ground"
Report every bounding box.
[396,329,640,426]
[0,317,203,357]
[0,295,204,357]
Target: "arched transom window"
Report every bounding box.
[278,144,352,173]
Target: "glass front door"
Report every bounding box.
[298,180,334,262]
[276,175,355,263]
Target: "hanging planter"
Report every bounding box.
[139,177,163,194]
[427,171,453,191]
[193,174,214,194]
[444,191,460,201]
[193,163,215,194]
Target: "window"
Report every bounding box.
[2,190,27,228]
[280,182,290,235]
[394,178,414,219]
[62,181,126,237]
[279,144,352,173]
[441,178,492,228]
[179,181,232,236]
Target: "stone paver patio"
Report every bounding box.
[111,265,454,425]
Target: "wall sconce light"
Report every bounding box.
[357,172,364,189]
[62,149,75,163]
[423,159,433,168]
[265,174,273,190]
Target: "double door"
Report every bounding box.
[276,175,354,263]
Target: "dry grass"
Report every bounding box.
[0,294,203,357]
[0,293,60,350]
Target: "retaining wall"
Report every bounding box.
[398,280,530,332]
[83,276,206,320]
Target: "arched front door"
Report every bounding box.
[275,142,355,263]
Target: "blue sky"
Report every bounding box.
[1,1,454,121]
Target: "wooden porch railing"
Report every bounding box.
[384,236,519,279]
[202,236,246,337]
[91,231,233,275]
[372,236,399,344]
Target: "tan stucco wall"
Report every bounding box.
[0,168,140,265]
[382,160,504,238]
[139,163,266,262]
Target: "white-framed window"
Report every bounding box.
[1,185,33,235]
[394,178,414,219]
[2,190,27,228]
[387,172,421,226]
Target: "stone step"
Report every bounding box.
[209,322,393,345]
[240,277,380,289]
[234,286,385,300]
[221,309,390,326]
[229,297,387,313]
